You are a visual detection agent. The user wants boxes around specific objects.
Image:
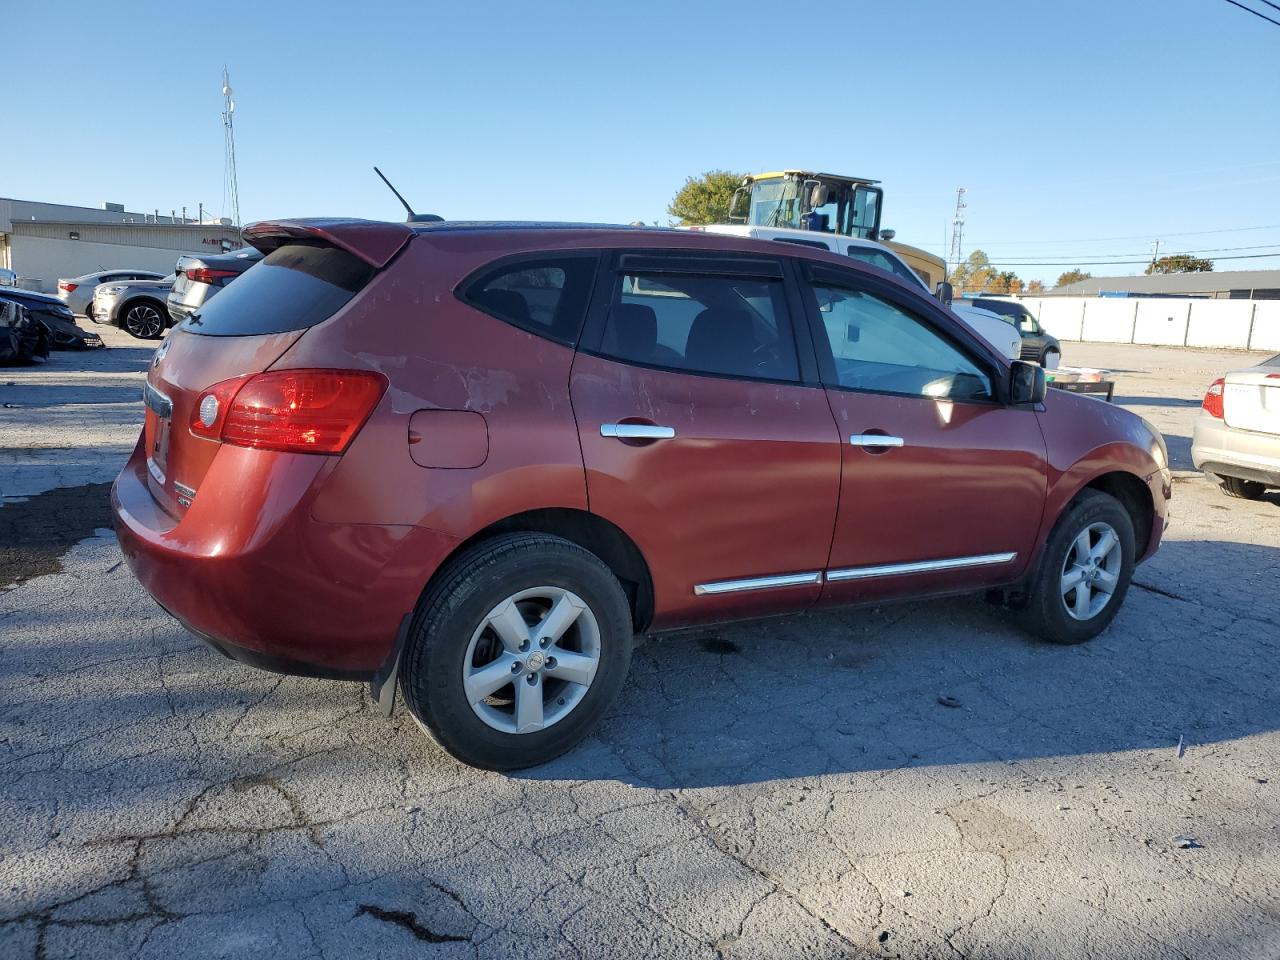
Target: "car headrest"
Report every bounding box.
[685,307,755,374]
[608,303,658,358]
[474,288,530,323]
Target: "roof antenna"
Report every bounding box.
[373,166,443,223]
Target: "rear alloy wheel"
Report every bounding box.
[400,533,634,770]
[1016,490,1136,644]
[121,301,166,339]
[1219,475,1266,500]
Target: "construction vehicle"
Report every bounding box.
[727,170,946,290]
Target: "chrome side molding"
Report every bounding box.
[693,553,1018,596]
[693,571,822,596]
[601,423,676,440]
[826,552,1017,582]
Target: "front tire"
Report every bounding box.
[1219,475,1266,500]
[1017,490,1135,644]
[120,301,166,339]
[400,533,634,770]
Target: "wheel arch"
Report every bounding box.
[438,508,655,634]
[1080,470,1154,557]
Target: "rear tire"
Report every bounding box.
[1042,347,1061,369]
[120,301,166,339]
[1219,475,1266,500]
[399,533,634,770]
[1016,490,1135,645]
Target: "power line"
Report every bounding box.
[980,251,1280,267]
[914,222,1280,250]
[1260,0,1280,10]
[1222,0,1280,27]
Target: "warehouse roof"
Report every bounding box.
[1053,269,1280,297]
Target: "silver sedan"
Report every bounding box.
[1191,352,1280,499]
[57,269,166,320]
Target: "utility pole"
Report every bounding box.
[221,68,241,227]
[1150,239,1161,270]
[947,187,967,279]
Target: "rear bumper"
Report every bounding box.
[111,435,459,677]
[1191,414,1280,486]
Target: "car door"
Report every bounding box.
[571,251,841,629]
[798,263,1049,606]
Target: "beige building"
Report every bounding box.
[0,197,244,293]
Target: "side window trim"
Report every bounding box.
[797,264,1009,405]
[455,250,602,347]
[578,248,812,387]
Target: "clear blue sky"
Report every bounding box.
[7,0,1280,284]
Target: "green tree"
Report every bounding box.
[1146,254,1214,275]
[667,170,745,226]
[950,250,998,294]
[1055,269,1092,288]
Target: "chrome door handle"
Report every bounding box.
[601,423,676,440]
[849,434,904,448]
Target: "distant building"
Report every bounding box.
[1051,269,1280,300]
[0,197,244,293]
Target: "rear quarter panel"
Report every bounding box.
[1035,389,1169,561]
[290,236,589,532]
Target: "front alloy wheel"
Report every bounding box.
[1016,490,1136,644]
[1060,522,1122,620]
[122,302,165,339]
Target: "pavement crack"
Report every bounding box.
[354,903,469,944]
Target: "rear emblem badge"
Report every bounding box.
[152,340,171,367]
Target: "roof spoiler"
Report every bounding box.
[241,218,414,269]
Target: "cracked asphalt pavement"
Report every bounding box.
[2,329,1278,958]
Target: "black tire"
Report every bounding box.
[1016,490,1136,645]
[85,304,96,324]
[1219,476,1266,500]
[120,300,167,339]
[400,533,634,770]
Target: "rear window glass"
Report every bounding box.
[179,244,373,337]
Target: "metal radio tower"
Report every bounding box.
[221,68,241,227]
[947,187,967,278]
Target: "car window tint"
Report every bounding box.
[462,257,595,344]
[773,237,829,250]
[812,285,992,402]
[601,271,799,382]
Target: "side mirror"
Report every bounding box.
[935,280,954,305]
[1010,361,1047,405]
[879,228,896,241]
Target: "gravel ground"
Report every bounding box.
[1,328,1278,959]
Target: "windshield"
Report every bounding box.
[749,180,801,229]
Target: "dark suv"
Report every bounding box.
[114,219,1170,770]
[969,296,1062,365]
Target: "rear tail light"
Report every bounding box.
[1201,378,1225,419]
[190,369,386,453]
[183,266,240,285]
[58,281,78,294]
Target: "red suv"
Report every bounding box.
[112,219,1171,770]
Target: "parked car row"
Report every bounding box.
[1192,352,1280,500]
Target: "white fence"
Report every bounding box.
[1023,297,1280,352]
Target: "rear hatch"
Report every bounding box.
[143,220,412,517]
[1223,357,1280,437]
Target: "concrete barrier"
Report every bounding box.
[1029,297,1279,352]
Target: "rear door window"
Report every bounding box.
[178,244,374,337]
[597,258,799,382]
[460,255,598,345]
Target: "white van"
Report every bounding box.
[693,224,1022,361]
